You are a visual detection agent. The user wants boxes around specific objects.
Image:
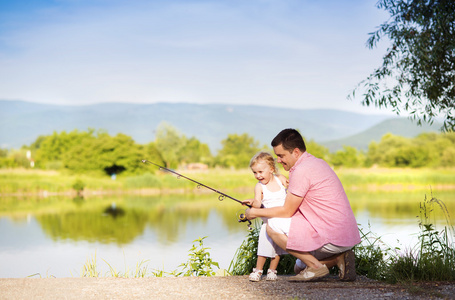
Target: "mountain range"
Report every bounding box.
[0,100,442,153]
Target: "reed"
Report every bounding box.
[1,168,455,195]
[228,221,296,275]
[229,194,455,283]
[385,196,455,283]
[82,253,99,277]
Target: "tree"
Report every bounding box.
[305,139,330,160]
[62,132,148,175]
[330,146,364,168]
[216,133,261,169]
[179,137,213,165]
[34,129,96,169]
[351,0,455,131]
[154,122,187,169]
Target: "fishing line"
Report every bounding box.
[141,159,253,229]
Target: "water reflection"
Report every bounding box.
[0,189,453,278]
[1,194,246,246]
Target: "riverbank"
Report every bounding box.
[1,275,454,299]
[1,167,455,196]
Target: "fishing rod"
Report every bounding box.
[141,159,253,229]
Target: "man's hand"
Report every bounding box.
[245,208,256,220]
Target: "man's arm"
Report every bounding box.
[245,192,303,219]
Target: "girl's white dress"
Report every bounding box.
[257,175,291,258]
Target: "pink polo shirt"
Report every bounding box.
[286,152,361,252]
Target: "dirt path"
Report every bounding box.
[1,275,454,299]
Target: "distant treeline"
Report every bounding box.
[1,123,454,175]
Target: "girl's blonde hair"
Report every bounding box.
[249,151,278,173]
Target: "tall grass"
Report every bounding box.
[71,195,455,281]
[228,221,296,275]
[353,195,455,283]
[4,167,454,195]
[229,195,455,283]
[385,196,455,283]
[79,237,221,278]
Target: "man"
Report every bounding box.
[245,128,361,282]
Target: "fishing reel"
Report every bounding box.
[237,210,252,230]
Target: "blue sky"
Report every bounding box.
[0,0,394,114]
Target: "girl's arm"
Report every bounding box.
[251,183,263,208]
[241,183,263,208]
[242,183,263,208]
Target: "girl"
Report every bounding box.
[243,152,291,281]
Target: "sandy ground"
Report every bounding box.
[1,275,454,300]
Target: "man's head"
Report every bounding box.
[271,129,306,171]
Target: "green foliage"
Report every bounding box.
[330,146,364,168]
[366,132,455,168]
[306,139,330,160]
[351,0,455,130]
[353,225,392,280]
[154,122,213,169]
[354,195,455,283]
[123,173,162,188]
[35,129,96,169]
[82,253,99,277]
[4,123,455,174]
[154,122,188,169]
[230,196,455,283]
[175,237,220,277]
[387,196,455,282]
[63,132,146,175]
[72,178,85,193]
[179,137,213,165]
[216,133,261,169]
[27,129,163,175]
[229,224,260,275]
[0,149,31,169]
[229,222,296,275]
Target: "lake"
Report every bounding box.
[0,188,453,278]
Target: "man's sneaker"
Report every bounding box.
[266,269,277,281]
[249,268,263,282]
[294,259,306,274]
[337,250,356,281]
[288,264,329,282]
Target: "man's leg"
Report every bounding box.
[266,223,330,281]
[266,224,322,269]
[265,224,287,250]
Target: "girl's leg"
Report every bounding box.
[249,256,267,282]
[265,255,280,281]
[269,255,280,270]
[255,255,267,270]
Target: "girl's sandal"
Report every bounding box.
[249,268,263,282]
[266,269,277,281]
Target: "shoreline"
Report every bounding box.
[1,276,454,299]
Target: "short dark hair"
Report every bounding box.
[271,128,306,153]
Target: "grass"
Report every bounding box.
[2,167,455,195]
[353,195,455,283]
[228,220,296,276]
[72,194,454,282]
[78,194,454,282]
[338,167,455,189]
[3,167,454,281]
[227,194,455,284]
[80,237,221,278]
